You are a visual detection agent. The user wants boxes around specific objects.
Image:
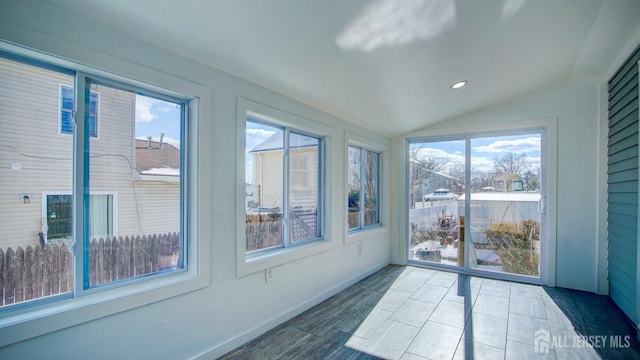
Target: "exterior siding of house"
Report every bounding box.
[132,180,181,235]
[251,148,319,211]
[607,44,639,327]
[0,58,76,249]
[0,57,180,249]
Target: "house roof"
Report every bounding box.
[135,139,180,176]
[250,131,318,153]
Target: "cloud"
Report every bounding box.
[411,146,464,173]
[135,95,179,123]
[470,156,495,172]
[136,95,156,123]
[246,128,276,152]
[472,137,540,154]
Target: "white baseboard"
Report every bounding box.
[192,261,389,359]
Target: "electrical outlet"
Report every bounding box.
[265,268,274,283]
[357,243,362,255]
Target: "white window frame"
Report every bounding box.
[236,98,332,277]
[59,84,100,138]
[0,42,207,348]
[41,191,118,243]
[345,131,389,245]
[402,118,557,287]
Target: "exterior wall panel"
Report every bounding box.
[607,45,640,326]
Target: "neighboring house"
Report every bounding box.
[0,57,180,250]
[410,161,460,207]
[471,172,526,193]
[248,131,319,213]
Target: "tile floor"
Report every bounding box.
[220,265,640,359]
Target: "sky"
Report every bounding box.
[410,133,542,174]
[245,120,278,183]
[134,94,181,148]
[247,123,542,184]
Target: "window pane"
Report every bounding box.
[0,56,75,306]
[289,132,320,243]
[348,147,361,229]
[363,150,379,226]
[89,194,113,238]
[408,140,465,266]
[61,86,74,109]
[469,134,542,277]
[245,120,284,252]
[60,86,74,134]
[47,195,72,239]
[87,84,183,287]
[60,86,98,137]
[60,110,73,134]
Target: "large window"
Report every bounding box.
[0,50,192,309]
[245,116,323,253]
[348,146,380,230]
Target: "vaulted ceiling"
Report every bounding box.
[47,0,640,136]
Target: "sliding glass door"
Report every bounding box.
[408,130,547,283]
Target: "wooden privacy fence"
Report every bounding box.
[246,221,282,251]
[0,232,179,307]
[0,243,72,306]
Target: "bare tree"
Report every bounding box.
[409,146,448,207]
[447,163,465,193]
[494,152,527,192]
[471,169,493,191]
[494,152,527,176]
[522,167,540,192]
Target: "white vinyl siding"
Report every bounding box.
[0,58,74,249]
[0,57,180,249]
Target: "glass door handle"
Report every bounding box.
[538,196,546,215]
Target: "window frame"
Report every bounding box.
[244,117,324,252]
[403,119,558,287]
[59,84,99,138]
[345,131,389,245]
[0,43,207,347]
[236,98,332,277]
[347,145,381,232]
[76,73,189,293]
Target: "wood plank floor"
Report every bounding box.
[220,265,640,360]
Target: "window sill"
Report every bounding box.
[237,238,333,278]
[346,224,388,245]
[0,268,208,347]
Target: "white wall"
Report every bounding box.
[0,2,391,358]
[392,77,606,294]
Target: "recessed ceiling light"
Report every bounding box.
[451,80,467,89]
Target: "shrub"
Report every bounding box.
[484,220,540,276]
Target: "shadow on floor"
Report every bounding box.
[542,286,640,360]
[220,265,406,359]
[220,266,640,359]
